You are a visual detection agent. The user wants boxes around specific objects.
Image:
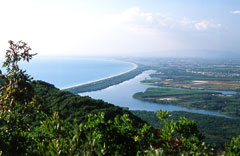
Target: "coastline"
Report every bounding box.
[61,62,138,90]
[62,63,149,94]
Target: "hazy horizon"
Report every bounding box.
[0,0,240,57]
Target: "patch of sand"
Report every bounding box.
[158,97,177,101]
[192,80,208,84]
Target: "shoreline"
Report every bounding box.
[61,62,138,90]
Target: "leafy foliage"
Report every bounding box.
[29,111,155,156]
[0,40,40,155]
[132,110,240,151]
[0,40,37,112]
[152,110,213,156]
[225,136,240,156]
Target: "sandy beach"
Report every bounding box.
[61,62,138,90]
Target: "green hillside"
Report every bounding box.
[32,80,143,123]
[131,110,240,150]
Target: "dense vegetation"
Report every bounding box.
[63,64,150,94]
[133,88,240,117]
[131,110,240,150]
[134,88,218,97]
[32,80,143,123]
[0,41,240,155]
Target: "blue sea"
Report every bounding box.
[1,57,134,89]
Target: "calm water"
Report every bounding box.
[15,57,134,88]
[80,70,237,119]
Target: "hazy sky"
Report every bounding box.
[0,0,240,56]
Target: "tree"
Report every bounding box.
[153,110,214,156]
[31,112,155,156]
[0,40,37,112]
[0,40,39,155]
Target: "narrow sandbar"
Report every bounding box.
[61,62,138,90]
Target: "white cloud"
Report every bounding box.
[181,19,221,31]
[120,8,153,23]
[104,8,221,32]
[195,22,209,30]
[103,8,154,29]
[231,10,240,14]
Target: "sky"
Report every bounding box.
[0,0,240,57]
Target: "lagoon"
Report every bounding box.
[80,70,237,119]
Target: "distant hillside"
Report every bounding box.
[131,110,240,150]
[32,80,144,124]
